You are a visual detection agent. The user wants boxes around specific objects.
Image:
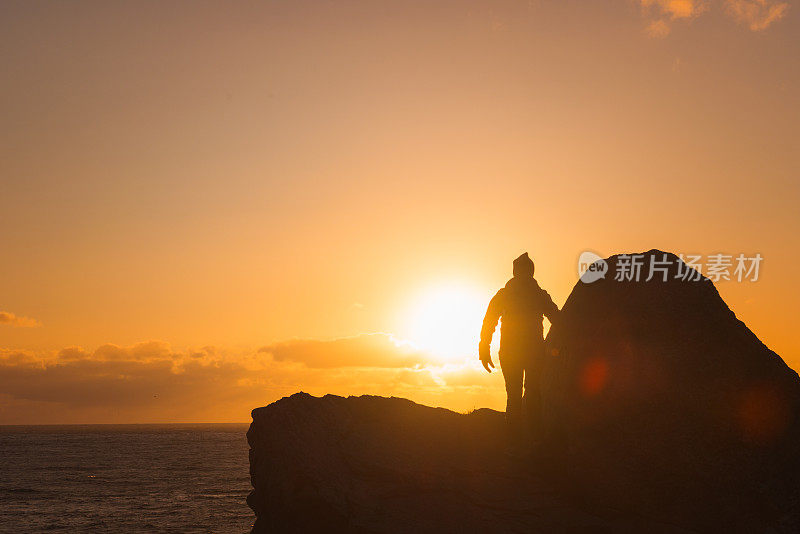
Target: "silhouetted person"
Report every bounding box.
[479,252,559,441]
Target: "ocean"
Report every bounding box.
[0,424,254,533]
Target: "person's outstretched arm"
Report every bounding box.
[479,289,503,373]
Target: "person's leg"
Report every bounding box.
[522,347,544,442]
[500,354,523,426]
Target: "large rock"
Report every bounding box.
[543,250,800,531]
[247,393,683,532]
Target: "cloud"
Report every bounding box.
[637,0,788,36]
[0,349,40,366]
[637,0,707,39]
[0,311,41,328]
[57,341,175,362]
[646,19,674,36]
[259,333,428,368]
[0,338,505,424]
[725,0,790,30]
[641,0,708,20]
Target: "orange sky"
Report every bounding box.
[1,0,798,423]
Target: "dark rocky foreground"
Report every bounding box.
[247,393,686,532]
[248,250,800,533]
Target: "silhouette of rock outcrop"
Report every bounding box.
[543,250,800,531]
[248,393,682,532]
[248,250,800,532]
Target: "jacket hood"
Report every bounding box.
[512,252,534,278]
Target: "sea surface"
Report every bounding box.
[0,424,253,533]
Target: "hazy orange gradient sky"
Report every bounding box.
[1,0,798,423]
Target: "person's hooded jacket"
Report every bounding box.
[479,253,559,361]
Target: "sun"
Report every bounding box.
[400,283,488,362]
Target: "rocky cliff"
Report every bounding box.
[541,250,800,530]
[247,393,684,532]
[248,250,800,532]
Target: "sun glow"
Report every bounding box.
[400,283,488,362]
